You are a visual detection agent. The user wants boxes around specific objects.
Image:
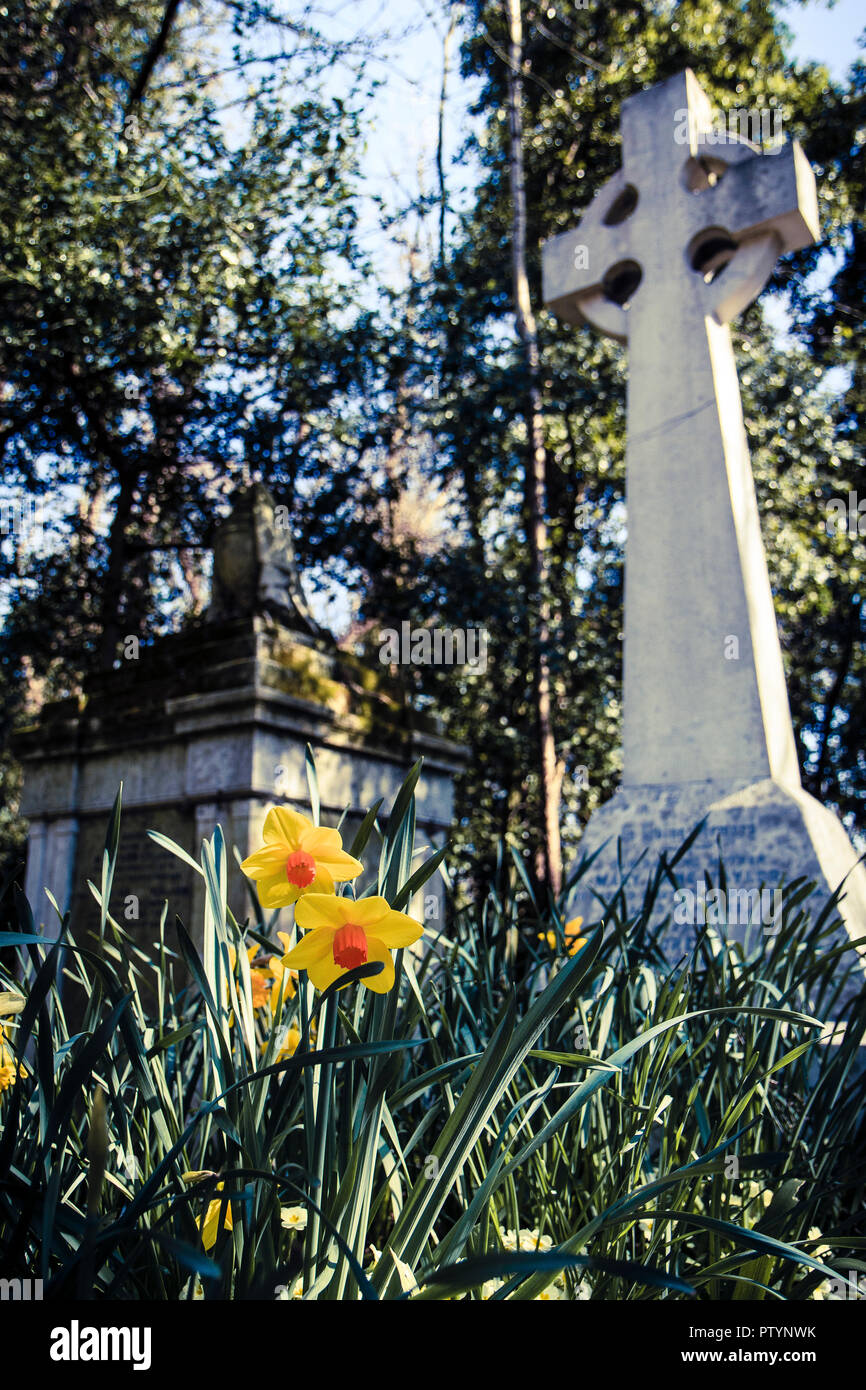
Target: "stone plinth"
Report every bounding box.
[15,615,467,950]
[569,780,866,970]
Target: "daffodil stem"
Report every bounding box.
[304,992,337,1289]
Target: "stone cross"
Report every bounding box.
[542,69,819,791]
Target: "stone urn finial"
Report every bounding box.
[205,483,321,637]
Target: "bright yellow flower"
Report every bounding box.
[250,967,270,1010]
[226,942,271,1017]
[273,1025,302,1061]
[198,1182,234,1251]
[282,894,423,995]
[264,1016,315,1064]
[0,1025,22,1093]
[537,916,586,956]
[229,935,298,1012]
[240,808,363,908]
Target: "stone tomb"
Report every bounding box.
[542,70,866,977]
[16,487,467,960]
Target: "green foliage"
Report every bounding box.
[1,770,863,1300]
[0,0,373,684]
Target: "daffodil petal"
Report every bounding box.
[372,909,424,950]
[295,894,352,932]
[282,929,336,971]
[362,938,396,994]
[319,851,364,882]
[240,844,291,879]
[257,874,297,909]
[310,865,335,894]
[200,1194,233,1251]
[307,953,349,993]
[342,896,392,929]
[263,807,311,848]
[299,826,344,856]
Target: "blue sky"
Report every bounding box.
[348,0,865,284]
[782,0,865,74]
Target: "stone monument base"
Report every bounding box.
[568,779,866,1006]
[15,615,467,953]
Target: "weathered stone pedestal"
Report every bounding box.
[15,488,467,954]
[570,779,866,956]
[16,615,465,944]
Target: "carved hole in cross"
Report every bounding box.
[601,259,642,308]
[603,183,638,226]
[688,227,738,284]
[683,156,729,193]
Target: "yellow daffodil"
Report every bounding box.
[225,942,271,1018]
[273,1025,302,1061]
[282,894,423,994]
[240,807,363,908]
[264,1017,315,1064]
[537,916,586,956]
[0,1024,22,1093]
[250,970,270,1009]
[228,935,298,1014]
[198,1182,233,1251]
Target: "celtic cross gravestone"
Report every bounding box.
[542,70,866,981]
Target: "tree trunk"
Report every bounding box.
[98,468,138,668]
[503,0,563,898]
[436,5,459,268]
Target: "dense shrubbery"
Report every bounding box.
[1,763,864,1301]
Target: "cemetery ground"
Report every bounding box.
[1,763,865,1310]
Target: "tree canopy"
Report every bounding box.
[1,0,863,895]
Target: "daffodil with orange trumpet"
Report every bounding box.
[281,894,424,995]
[537,916,586,956]
[240,807,363,908]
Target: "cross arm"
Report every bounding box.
[542,169,633,340]
[699,140,819,254]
